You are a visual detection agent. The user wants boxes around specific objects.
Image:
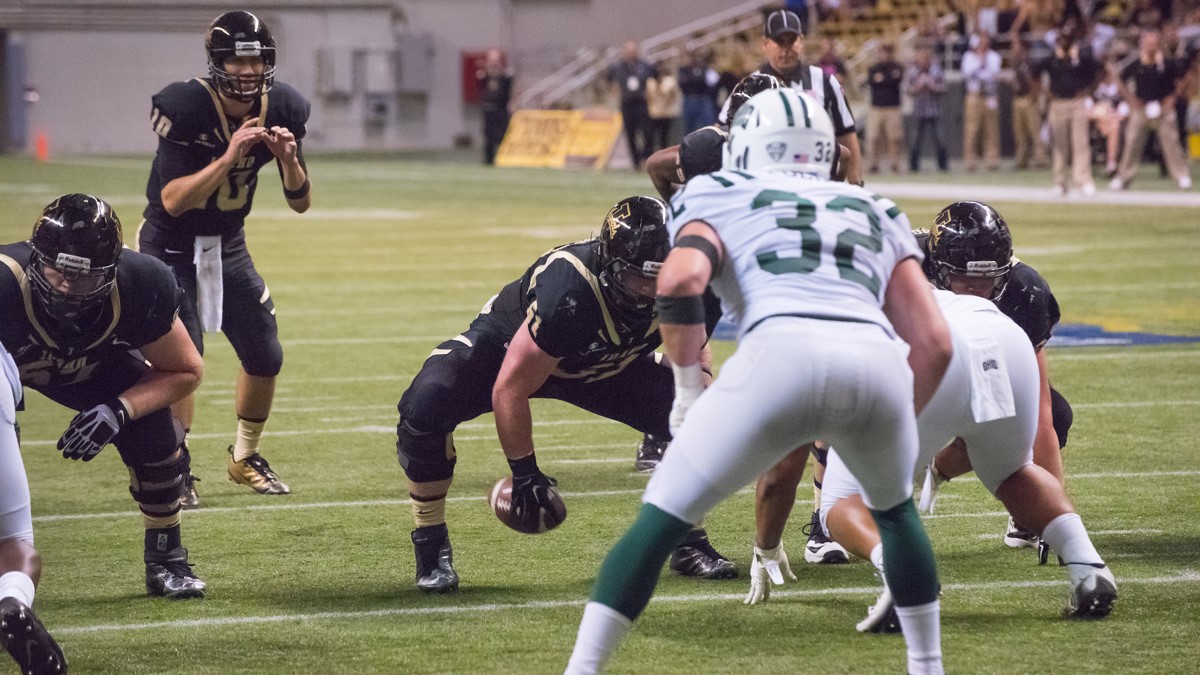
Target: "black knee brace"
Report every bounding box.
[1050,386,1073,449]
[397,419,457,483]
[129,449,190,515]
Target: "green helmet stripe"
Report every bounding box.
[778,91,796,127]
[791,91,812,128]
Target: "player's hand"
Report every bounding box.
[226,117,267,162]
[57,400,129,461]
[264,126,298,163]
[833,144,851,182]
[744,544,797,605]
[510,470,562,527]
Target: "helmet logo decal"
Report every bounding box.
[55,253,92,273]
[966,260,999,274]
[641,261,662,277]
[766,142,787,162]
[605,201,632,238]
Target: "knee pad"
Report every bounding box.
[240,338,283,377]
[128,449,190,515]
[1050,387,1073,449]
[397,419,457,483]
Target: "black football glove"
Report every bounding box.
[508,454,563,529]
[58,399,129,461]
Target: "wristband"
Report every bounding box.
[283,177,311,200]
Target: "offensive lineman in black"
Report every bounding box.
[0,194,206,598]
[396,197,737,593]
[139,10,311,505]
[915,201,1074,550]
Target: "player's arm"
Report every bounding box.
[646,144,683,200]
[1031,348,1065,481]
[838,131,864,185]
[882,258,952,413]
[160,118,266,217]
[492,324,560,462]
[122,318,205,419]
[265,127,311,213]
[657,221,724,433]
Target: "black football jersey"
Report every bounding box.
[679,124,728,181]
[471,240,720,383]
[0,243,181,391]
[914,230,1059,349]
[142,78,311,245]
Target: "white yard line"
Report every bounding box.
[51,572,1200,636]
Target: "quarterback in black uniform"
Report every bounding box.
[139,10,312,505]
[916,201,1074,549]
[396,196,736,593]
[0,194,206,598]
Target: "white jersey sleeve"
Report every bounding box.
[668,170,921,340]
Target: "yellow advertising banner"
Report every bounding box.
[496,109,622,169]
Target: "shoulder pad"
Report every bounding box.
[266,83,312,140]
[149,80,211,144]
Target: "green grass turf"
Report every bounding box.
[0,154,1197,673]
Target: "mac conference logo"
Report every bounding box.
[766,142,787,162]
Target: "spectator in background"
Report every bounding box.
[479,49,514,166]
[647,63,682,154]
[1091,60,1130,177]
[817,38,849,79]
[607,40,656,169]
[1111,29,1193,190]
[678,50,718,135]
[1010,38,1048,170]
[866,41,905,173]
[908,47,950,172]
[1043,27,1101,195]
[961,31,1003,171]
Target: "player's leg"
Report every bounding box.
[568,326,820,674]
[397,334,502,593]
[550,355,736,580]
[803,442,849,564]
[222,247,289,495]
[0,365,68,673]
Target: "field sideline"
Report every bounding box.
[1,154,1197,674]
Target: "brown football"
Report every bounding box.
[488,476,568,534]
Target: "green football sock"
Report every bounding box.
[871,499,940,606]
[590,503,694,619]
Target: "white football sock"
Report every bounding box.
[0,571,35,607]
[1041,513,1104,566]
[565,602,633,675]
[896,599,943,675]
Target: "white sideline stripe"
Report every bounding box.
[555,458,631,465]
[974,528,1163,540]
[1075,400,1200,409]
[51,572,1200,636]
[1052,349,1200,360]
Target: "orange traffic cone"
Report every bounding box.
[35,132,49,162]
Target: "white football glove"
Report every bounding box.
[743,544,797,605]
[917,463,946,515]
[669,362,706,436]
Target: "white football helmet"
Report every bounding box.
[723,89,837,179]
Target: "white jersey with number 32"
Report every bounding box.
[667,169,921,339]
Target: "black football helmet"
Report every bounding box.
[27,194,123,328]
[727,73,784,122]
[598,196,670,316]
[206,11,276,102]
[928,201,1013,300]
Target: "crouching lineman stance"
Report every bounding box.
[566,90,952,675]
[0,195,206,599]
[396,196,736,594]
[140,10,312,505]
[915,202,1074,549]
[746,290,1116,629]
[1,340,67,673]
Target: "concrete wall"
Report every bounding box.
[4,0,767,154]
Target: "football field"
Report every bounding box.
[1,154,1198,674]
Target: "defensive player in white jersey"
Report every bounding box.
[0,340,68,674]
[565,90,952,675]
[746,290,1117,628]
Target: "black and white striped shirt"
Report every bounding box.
[719,63,857,137]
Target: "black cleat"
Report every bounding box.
[180,473,201,510]
[0,597,67,675]
[670,532,738,580]
[412,524,459,594]
[145,547,206,600]
[634,434,668,473]
[802,510,849,564]
[1065,563,1117,620]
[1004,515,1039,549]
